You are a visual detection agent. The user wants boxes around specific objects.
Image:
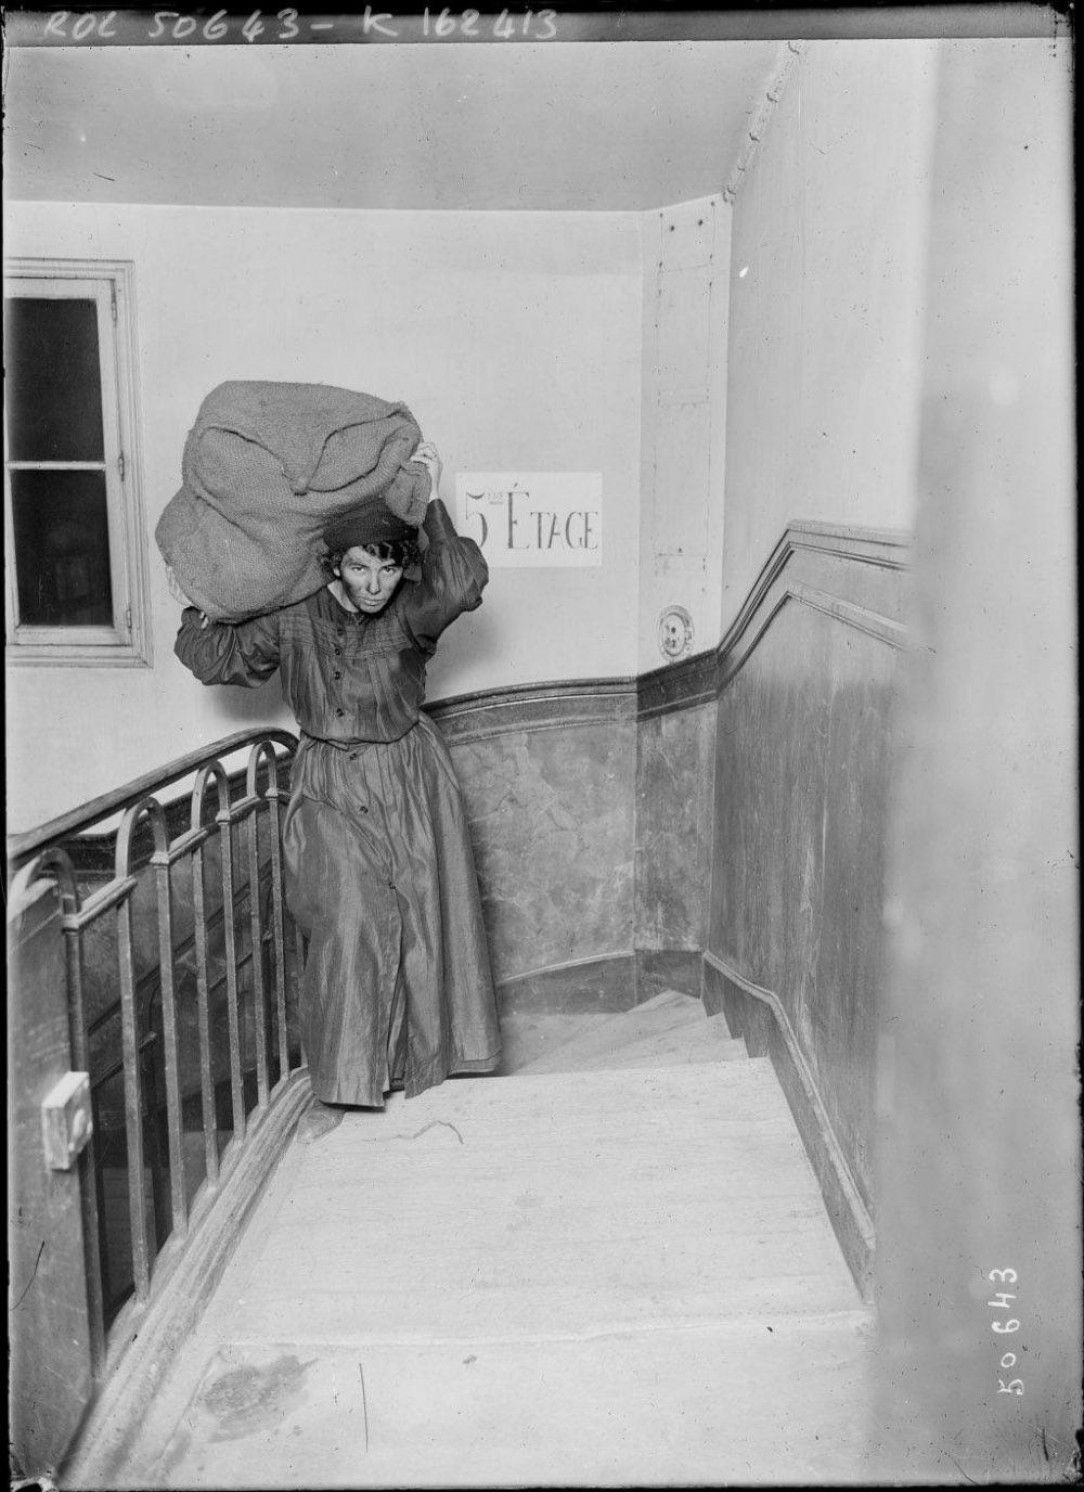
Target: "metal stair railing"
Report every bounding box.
[7,728,304,1379]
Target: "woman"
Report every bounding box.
[174,442,501,1141]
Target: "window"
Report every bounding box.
[4,259,150,666]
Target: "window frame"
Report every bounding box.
[4,258,152,668]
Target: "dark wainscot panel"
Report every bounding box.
[427,681,639,1011]
[706,524,909,1289]
[9,875,94,1478]
[634,700,717,993]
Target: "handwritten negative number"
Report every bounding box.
[48,8,560,41]
[147,9,297,40]
[988,1268,1024,1396]
[998,1345,1025,1394]
[422,8,557,38]
[240,9,299,41]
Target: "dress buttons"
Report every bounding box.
[334,646,342,656]
[333,670,342,680]
[336,707,345,717]
[358,805,369,815]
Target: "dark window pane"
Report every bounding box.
[4,295,105,461]
[11,469,114,626]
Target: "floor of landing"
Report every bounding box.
[111,1026,873,1488]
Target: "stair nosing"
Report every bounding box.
[516,994,710,1075]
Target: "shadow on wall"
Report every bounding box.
[430,592,506,689]
[194,674,289,728]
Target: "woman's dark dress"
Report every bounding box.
[175,499,501,1106]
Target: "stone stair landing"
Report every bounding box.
[108,990,873,1487]
[507,987,718,1074]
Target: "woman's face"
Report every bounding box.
[336,546,404,614]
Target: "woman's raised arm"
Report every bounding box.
[174,606,282,688]
[401,497,488,652]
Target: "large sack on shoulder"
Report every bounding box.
[156,381,431,620]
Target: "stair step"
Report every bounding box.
[566,1015,746,1072]
[223,1059,861,1345]
[496,1010,614,1075]
[117,1057,868,1490]
[150,1316,874,1488]
[630,988,705,1015]
[517,988,707,1076]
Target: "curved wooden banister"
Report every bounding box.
[7,728,300,871]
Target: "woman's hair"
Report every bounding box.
[321,537,420,579]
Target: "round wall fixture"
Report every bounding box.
[658,605,694,661]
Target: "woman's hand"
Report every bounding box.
[168,565,212,626]
[410,440,443,503]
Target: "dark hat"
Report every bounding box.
[322,502,426,555]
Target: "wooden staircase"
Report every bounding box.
[515,989,747,1074]
[102,992,874,1487]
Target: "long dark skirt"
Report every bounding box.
[282,717,500,1106]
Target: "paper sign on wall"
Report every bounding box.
[455,473,602,567]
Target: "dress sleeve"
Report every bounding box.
[174,606,282,687]
[401,498,489,652]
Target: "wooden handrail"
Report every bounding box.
[7,728,299,870]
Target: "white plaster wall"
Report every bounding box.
[637,194,731,671]
[5,203,643,831]
[720,40,940,629]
